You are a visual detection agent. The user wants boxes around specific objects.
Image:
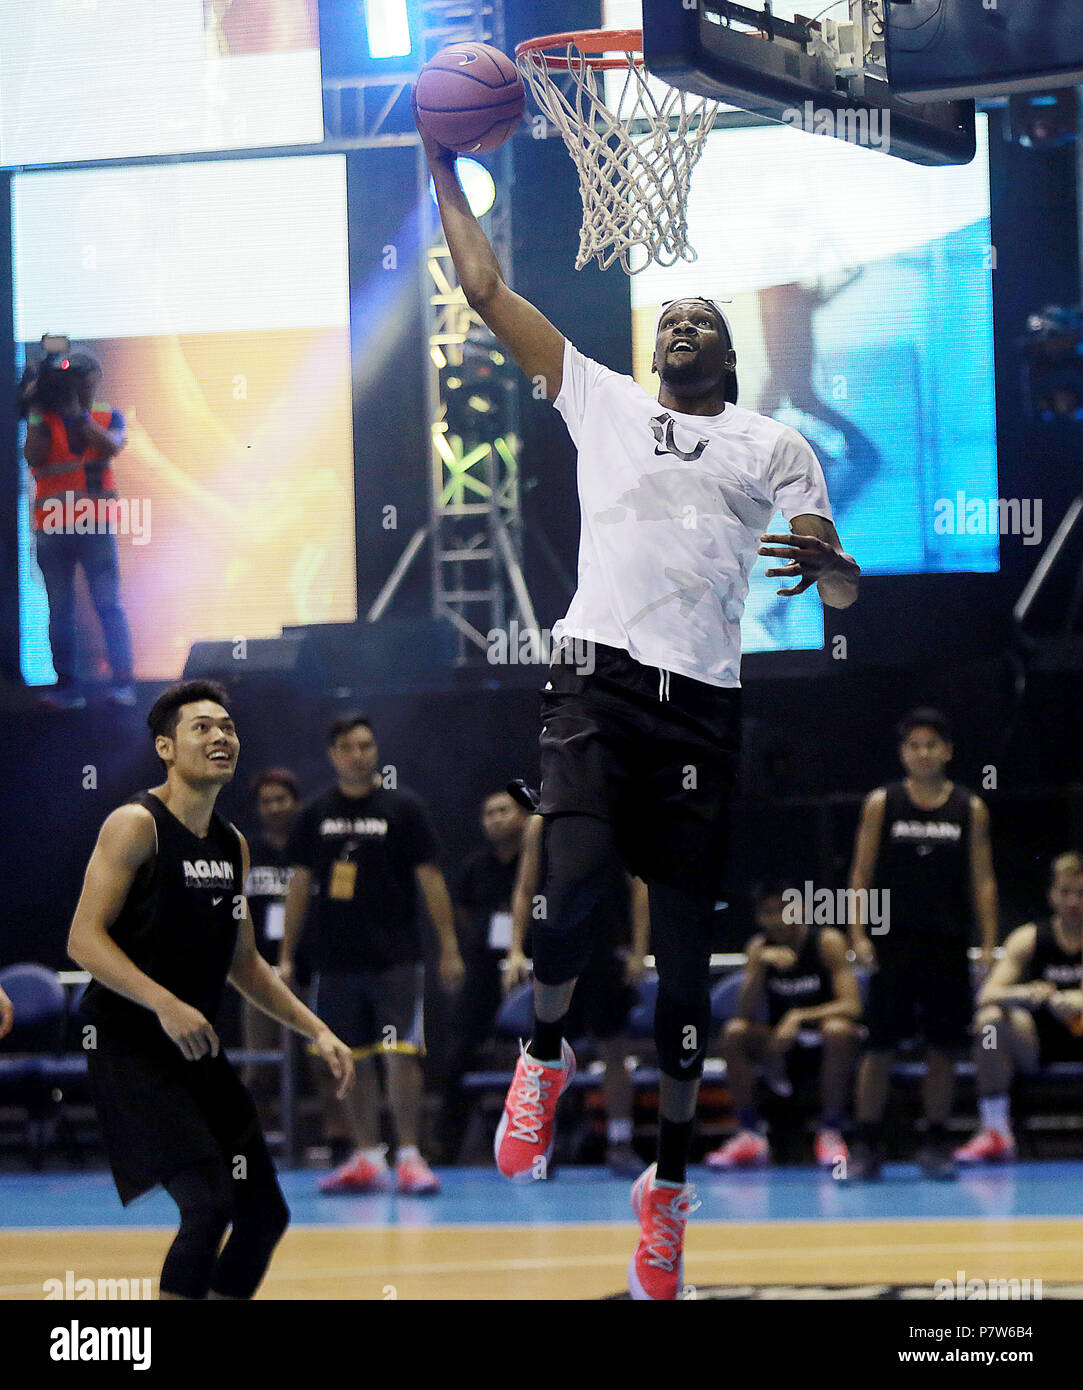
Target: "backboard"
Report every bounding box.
[640,0,976,166]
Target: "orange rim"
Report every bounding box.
[515,28,644,72]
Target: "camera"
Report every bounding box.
[17,333,78,419]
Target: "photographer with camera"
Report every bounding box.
[20,340,135,710]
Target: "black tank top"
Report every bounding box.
[80,791,244,1050]
[763,928,830,1026]
[874,781,973,942]
[1029,919,1083,990]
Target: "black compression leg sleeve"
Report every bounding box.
[648,880,716,1082]
[160,1161,234,1300]
[530,813,622,986]
[208,1142,290,1300]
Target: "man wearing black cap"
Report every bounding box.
[419,108,860,1299]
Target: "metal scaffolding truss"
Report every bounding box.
[365,0,538,662]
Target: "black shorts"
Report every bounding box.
[537,641,741,896]
[565,949,638,1041]
[865,945,973,1050]
[86,1040,270,1207]
[1033,1005,1083,1065]
[314,963,425,1058]
[761,1021,839,1087]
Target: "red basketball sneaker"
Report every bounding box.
[814,1129,850,1167]
[494,1039,576,1181]
[955,1128,1017,1164]
[318,1150,392,1194]
[628,1164,700,1301]
[396,1149,441,1195]
[704,1130,770,1169]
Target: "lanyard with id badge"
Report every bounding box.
[329,838,360,901]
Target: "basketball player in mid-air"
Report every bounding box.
[418,105,860,1298]
[68,680,355,1300]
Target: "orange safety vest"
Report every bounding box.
[29,406,121,532]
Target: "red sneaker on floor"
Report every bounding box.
[814,1129,850,1167]
[628,1164,700,1301]
[318,1152,392,1194]
[955,1128,1017,1164]
[704,1130,770,1169]
[494,1039,576,1182]
[396,1151,441,1195]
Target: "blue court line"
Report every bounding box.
[2,1162,1082,1229]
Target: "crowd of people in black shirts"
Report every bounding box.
[235,705,1083,1189]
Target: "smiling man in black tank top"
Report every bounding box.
[846,708,998,1181]
[69,680,355,1300]
[956,851,1083,1163]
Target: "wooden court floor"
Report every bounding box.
[3,1219,1082,1299]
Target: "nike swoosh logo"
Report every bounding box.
[679,1053,700,1069]
[212,896,224,906]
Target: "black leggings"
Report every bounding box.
[160,1153,290,1300]
[531,813,715,1080]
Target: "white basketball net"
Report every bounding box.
[517,40,719,275]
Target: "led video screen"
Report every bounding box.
[13,154,356,684]
[628,117,997,654]
[0,0,322,165]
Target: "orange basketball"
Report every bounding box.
[414,42,525,154]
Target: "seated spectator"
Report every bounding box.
[956,851,1083,1164]
[705,880,862,1169]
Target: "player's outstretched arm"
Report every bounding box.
[415,102,565,400]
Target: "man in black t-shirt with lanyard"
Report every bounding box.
[280,714,464,1195]
[69,680,354,1301]
[848,708,998,1181]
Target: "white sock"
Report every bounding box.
[358,1145,388,1167]
[396,1145,420,1162]
[979,1096,1011,1134]
[608,1118,632,1145]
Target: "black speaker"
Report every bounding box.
[286,618,458,691]
[183,634,306,680]
[183,619,458,692]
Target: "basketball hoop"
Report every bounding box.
[515,29,719,276]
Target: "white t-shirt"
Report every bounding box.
[551,340,833,688]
